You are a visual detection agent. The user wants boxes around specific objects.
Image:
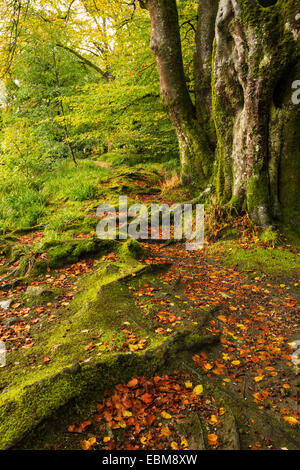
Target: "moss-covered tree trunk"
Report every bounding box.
[213,0,300,226]
[139,0,214,184]
[140,0,300,226]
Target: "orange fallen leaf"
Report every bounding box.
[208,433,218,446]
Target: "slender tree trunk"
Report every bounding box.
[52,50,78,167]
[140,0,213,185]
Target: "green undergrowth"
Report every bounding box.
[0,160,112,233]
[98,151,179,173]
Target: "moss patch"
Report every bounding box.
[207,240,300,278]
[0,252,213,449]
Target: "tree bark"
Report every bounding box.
[140,0,300,227]
[194,0,218,148]
[139,0,213,185]
[213,0,300,226]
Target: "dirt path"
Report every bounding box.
[25,239,299,451]
[1,170,299,450]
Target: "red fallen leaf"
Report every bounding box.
[135,423,141,434]
[67,424,79,433]
[93,414,102,422]
[127,378,138,388]
[140,393,153,404]
[65,292,74,298]
[146,414,156,426]
[80,420,92,431]
[104,252,118,261]
[85,341,95,351]
[43,356,50,363]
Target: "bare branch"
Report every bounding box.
[56,43,110,80]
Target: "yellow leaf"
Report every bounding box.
[171,441,179,450]
[103,436,111,443]
[193,384,203,395]
[185,382,193,389]
[209,414,219,425]
[81,436,96,450]
[254,375,264,382]
[283,416,299,426]
[81,440,91,451]
[217,315,227,323]
[161,411,172,419]
[181,438,189,448]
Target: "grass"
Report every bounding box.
[41,159,111,202]
[0,183,47,232]
[0,159,112,232]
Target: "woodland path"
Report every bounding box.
[1,168,299,450]
[39,196,300,450]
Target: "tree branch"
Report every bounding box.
[56,43,110,80]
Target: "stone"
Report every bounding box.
[25,286,52,297]
[0,300,13,311]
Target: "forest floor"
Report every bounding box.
[0,161,299,450]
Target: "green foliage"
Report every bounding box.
[0,160,111,231]
[0,0,179,179]
[0,181,47,231]
[41,160,109,202]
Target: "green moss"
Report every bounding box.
[0,247,215,449]
[246,174,270,220]
[22,286,62,308]
[207,240,300,277]
[0,260,151,448]
[259,227,278,244]
[212,0,299,226]
[119,239,145,261]
[34,238,117,271]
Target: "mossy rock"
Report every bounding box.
[34,238,117,271]
[22,286,62,308]
[0,241,29,263]
[56,217,96,237]
[207,240,300,277]
[0,255,214,449]
[119,239,145,260]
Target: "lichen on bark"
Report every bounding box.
[212,0,300,226]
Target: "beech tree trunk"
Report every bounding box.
[213,0,300,226]
[140,0,213,184]
[140,0,300,227]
